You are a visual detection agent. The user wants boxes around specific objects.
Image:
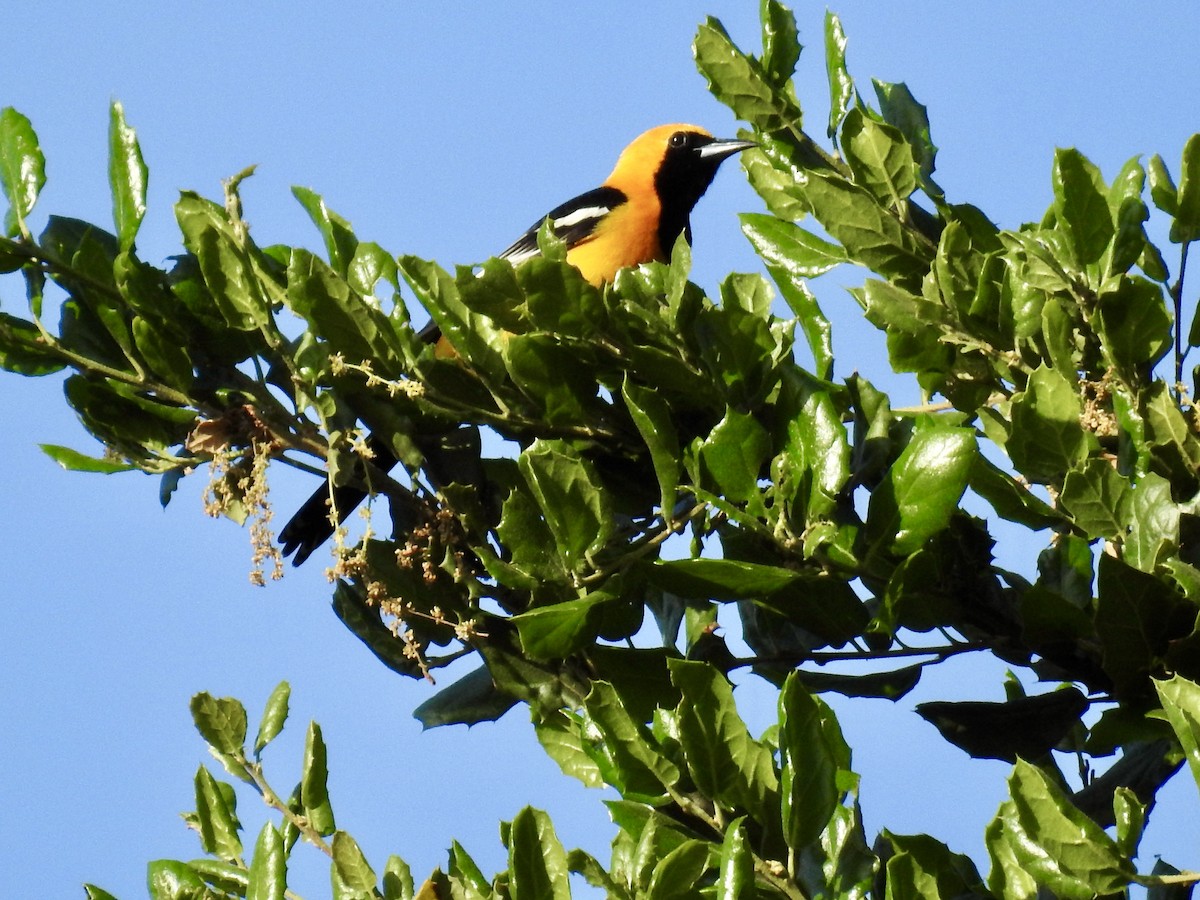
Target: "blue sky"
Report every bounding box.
[4,2,1200,896]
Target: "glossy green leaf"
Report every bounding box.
[382,855,415,900]
[175,192,267,330]
[716,818,752,900]
[999,758,1133,898]
[1148,153,1178,215]
[132,314,193,390]
[841,108,918,210]
[1052,147,1113,267]
[254,680,290,757]
[1171,133,1200,243]
[870,425,976,557]
[984,803,1039,900]
[83,886,120,900]
[1008,365,1092,483]
[288,248,404,373]
[824,11,853,138]
[511,591,614,660]
[582,680,679,800]
[646,840,712,900]
[694,18,792,131]
[699,407,771,506]
[1154,675,1200,798]
[108,100,147,249]
[446,843,489,900]
[779,673,841,850]
[508,807,571,900]
[293,185,358,276]
[190,693,248,756]
[518,439,613,573]
[0,107,45,237]
[873,79,940,197]
[1112,787,1145,859]
[0,311,65,375]
[247,823,286,900]
[651,557,800,599]
[670,659,778,822]
[331,831,376,894]
[193,766,242,862]
[968,454,1061,530]
[623,377,681,517]
[759,0,801,89]
[146,860,207,900]
[1059,458,1132,538]
[301,721,336,835]
[1096,275,1172,376]
[38,443,136,473]
[535,709,604,788]
[882,832,985,900]
[741,213,848,278]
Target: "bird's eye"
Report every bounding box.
[668,131,689,149]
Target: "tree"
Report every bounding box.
[5,3,1200,897]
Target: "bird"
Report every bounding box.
[279,123,754,565]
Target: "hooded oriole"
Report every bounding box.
[280,124,753,564]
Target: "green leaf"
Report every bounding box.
[518,439,613,573]
[699,407,771,508]
[1052,147,1114,267]
[511,591,616,660]
[247,823,286,900]
[293,186,358,276]
[968,454,1062,530]
[301,721,336,835]
[582,680,680,801]
[916,688,1089,762]
[146,860,207,900]
[332,832,377,894]
[108,100,148,249]
[0,311,65,375]
[175,192,268,330]
[999,758,1133,898]
[1112,787,1145,859]
[190,693,248,756]
[779,673,841,849]
[651,558,800,599]
[824,11,853,139]
[873,79,940,198]
[868,425,977,557]
[693,18,792,131]
[1008,365,1093,483]
[535,709,604,788]
[193,766,243,862]
[1148,153,1178,215]
[1096,275,1172,376]
[670,659,778,824]
[254,681,290,757]
[759,0,801,89]
[741,213,848,279]
[1059,458,1132,539]
[1154,675,1200,798]
[1171,133,1200,243]
[840,108,918,210]
[287,248,404,373]
[1096,554,1188,702]
[646,840,713,900]
[623,377,681,517]
[507,807,571,900]
[382,855,415,900]
[131,314,193,390]
[0,107,46,238]
[38,443,136,473]
[83,886,121,900]
[716,818,752,900]
[882,832,985,900]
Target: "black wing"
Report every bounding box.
[498,185,627,264]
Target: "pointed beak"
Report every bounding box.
[697,137,757,162]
